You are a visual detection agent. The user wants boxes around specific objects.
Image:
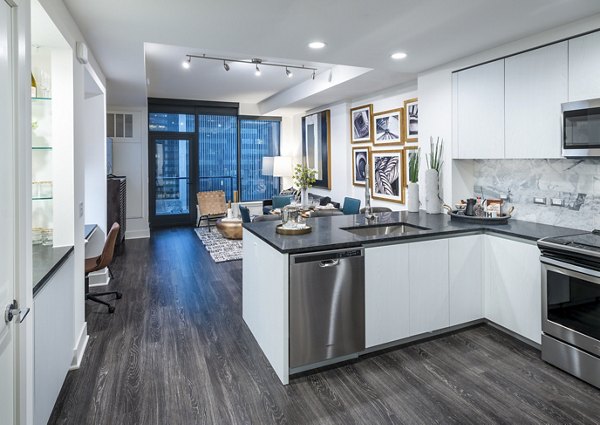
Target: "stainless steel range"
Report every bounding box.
[538,231,600,388]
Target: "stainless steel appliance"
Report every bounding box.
[562,98,600,157]
[289,248,365,370]
[538,232,600,388]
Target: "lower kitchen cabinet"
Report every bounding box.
[449,235,483,326]
[484,235,542,344]
[364,244,409,348]
[409,239,449,336]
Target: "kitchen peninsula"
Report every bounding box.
[242,211,580,384]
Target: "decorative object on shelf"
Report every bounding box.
[443,203,514,225]
[31,73,37,98]
[302,110,331,189]
[352,146,370,186]
[373,108,403,145]
[425,137,443,214]
[403,98,418,143]
[350,104,373,143]
[275,223,312,235]
[371,150,404,203]
[292,163,316,208]
[406,146,420,212]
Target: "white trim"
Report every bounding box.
[88,268,109,287]
[125,228,150,239]
[69,322,88,370]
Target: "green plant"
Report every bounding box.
[293,164,317,189]
[408,149,420,183]
[426,136,443,172]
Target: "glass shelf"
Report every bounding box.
[32,146,52,150]
[32,197,52,201]
[31,97,52,101]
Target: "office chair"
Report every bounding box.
[85,222,122,313]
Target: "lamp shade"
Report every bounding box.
[273,156,293,177]
[262,156,274,176]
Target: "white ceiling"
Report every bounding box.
[63,0,600,114]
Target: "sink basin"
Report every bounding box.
[341,222,429,237]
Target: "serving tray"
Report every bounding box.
[444,205,514,225]
[275,224,312,235]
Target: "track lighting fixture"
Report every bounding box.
[183,54,317,79]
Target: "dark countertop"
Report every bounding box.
[243,210,585,254]
[33,244,74,297]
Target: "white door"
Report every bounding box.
[0,0,17,423]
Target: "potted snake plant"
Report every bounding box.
[407,148,420,212]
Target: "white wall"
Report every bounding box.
[108,106,150,239]
[417,13,600,206]
[296,82,417,209]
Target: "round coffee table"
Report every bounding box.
[216,218,243,240]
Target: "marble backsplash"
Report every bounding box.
[472,159,600,231]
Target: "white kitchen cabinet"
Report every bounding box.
[409,239,449,336]
[449,235,483,326]
[505,42,567,159]
[455,59,505,159]
[569,32,600,102]
[364,244,410,348]
[484,235,542,344]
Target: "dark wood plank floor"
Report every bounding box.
[49,227,600,425]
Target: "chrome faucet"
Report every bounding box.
[364,161,376,222]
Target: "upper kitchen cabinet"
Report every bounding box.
[504,42,567,159]
[455,59,505,159]
[569,31,600,102]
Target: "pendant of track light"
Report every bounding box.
[285,67,293,78]
[312,70,316,80]
[255,64,261,76]
[223,60,230,71]
[252,58,262,76]
[182,56,191,69]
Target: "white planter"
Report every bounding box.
[407,182,420,213]
[425,169,441,214]
[301,188,308,208]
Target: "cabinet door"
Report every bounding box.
[409,239,449,335]
[569,32,600,102]
[449,235,483,326]
[456,59,505,159]
[365,244,410,348]
[484,236,541,344]
[505,42,567,159]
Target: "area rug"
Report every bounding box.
[194,227,243,263]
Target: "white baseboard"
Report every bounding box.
[70,322,89,370]
[88,268,110,287]
[125,228,150,239]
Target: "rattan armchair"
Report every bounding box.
[197,191,227,231]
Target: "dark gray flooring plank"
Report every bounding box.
[48,227,600,425]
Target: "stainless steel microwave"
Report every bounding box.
[562,99,600,157]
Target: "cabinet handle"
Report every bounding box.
[319,259,340,268]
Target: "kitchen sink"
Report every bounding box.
[341,222,430,237]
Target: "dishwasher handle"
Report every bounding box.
[319,259,340,268]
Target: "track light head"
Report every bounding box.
[285,67,293,78]
[223,61,230,71]
[255,63,261,76]
[182,56,191,69]
[312,70,316,80]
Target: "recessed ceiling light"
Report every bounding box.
[308,41,326,49]
[390,52,407,60]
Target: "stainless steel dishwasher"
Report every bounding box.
[289,248,365,370]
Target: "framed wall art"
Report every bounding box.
[350,104,373,143]
[302,110,331,189]
[352,146,370,186]
[371,149,405,203]
[403,98,418,143]
[373,108,403,146]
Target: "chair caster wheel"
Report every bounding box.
[116,292,122,299]
[108,306,115,314]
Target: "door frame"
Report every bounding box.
[148,133,197,227]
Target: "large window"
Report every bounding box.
[240,118,280,201]
[148,100,281,226]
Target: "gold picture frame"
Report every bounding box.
[302,110,331,189]
[403,98,418,143]
[373,108,404,146]
[352,146,370,186]
[370,149,405,204]
[350,104,373,143]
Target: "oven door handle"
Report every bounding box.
[541,256,600,280]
